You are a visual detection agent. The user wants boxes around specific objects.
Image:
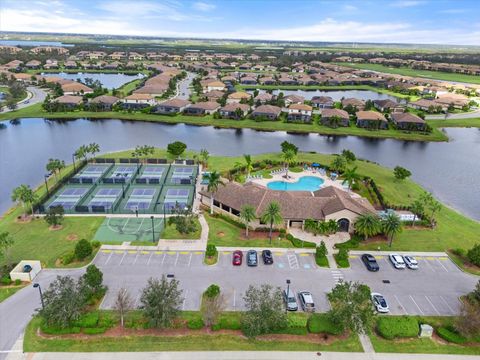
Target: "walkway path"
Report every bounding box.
[358,333,375,354]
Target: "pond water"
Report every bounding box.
[0,40,74,47]
[41,73,144,90]
[0,118,479,220]
[250,89,404,102]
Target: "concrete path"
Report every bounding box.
[9,352,480,360]
[358,333,375,354]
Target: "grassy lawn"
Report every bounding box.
[0,285,27,303]
[0,103,456,142]
[335,63,480,85]
[112,79,143,97]
[24,315,362,352]
[370,316,480,355]
[162,218,202,240]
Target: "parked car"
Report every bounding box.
[247,250,258,266]
[389,254,406,269]
[284,287,298,311]
[361,254,380,272]
[371,292,389,313]
[298,291,315,312]
[262,249,273,265]
[403,255,419,270]
[232,250,243,266]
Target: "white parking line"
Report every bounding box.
[409,295,424,315]
[133,252,139,265]
[187,253,192,267]
[182,289,189,310]
[436,259,449,272]
[423,259,435,272]
[287,254,299,269]
[394,295,408,315]
[174,252,179,266]
[119,252,126,265]
[104,252,113,265]
[233,289,236,310]
[425,296,440,315]
[161,252,166,265]
[440,296,456,314]
[147,252,153,265]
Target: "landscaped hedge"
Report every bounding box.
[187,318,205,330]
[72,311,99,328]
[334,248,350,268]
[211,313,242,331]
[436,326,468,344]
[40,322,81,335]
[307,313,343,335]
[377,316,419,340]
[286,234,316,248]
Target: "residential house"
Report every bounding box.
[44,59,59,70]
[342,98,365,110]
[240,76,257,85]
[284,94,305,105]
[219,103,250,119]
[122,94,156,109]
[286,104,313,122]
[25,60,42,69]
[204,90,225,102]
[409,99,444,111]
[54,95,83,109]
[254,93,274,104]
[156,99,191,114]
[227,91,251,104]
[356,111,388,129]
[278,76,298,85]
[183,101,220,115]
[311,96,334,109]
[320,109,350,127]
[373,99,405,113]
[31,46,69,55]
[89,95,119,110]
[128,52,144,61]
[61,82,93,95]
[201,80,226,93]
[391,112,427,131]
[259,76,276,85]
[251,105,282,120]
[109,52,127,60]
[64,60,77,69]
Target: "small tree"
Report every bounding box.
[204,171,225,215]
[115,287,133,327]
[382,213,403,247]
[81,264,105,298]
[341,149,356,163]
[354,213,382,240]
[280,141,298,155]
[75,239,93,260]
[0,232,14,266]
[241,284,287,338]
[327,281,375,334]
[44,205,65,228]
[202,284,225,327]
[329,155,347,173]
[467,244,480,267]
[394,166,412,180]
[140,276,183,328]
[11,184,37,219]
[39,276,87,328]
[240,204,256,238]
[206,244,217,258]
[342,166,361,191]
[167,141,187,158]
[410,199,424,228]
[260,201,283,244]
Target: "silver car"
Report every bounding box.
[389,254,406,269]
[403,255,419,270]
[298,291,315,312]
[283,288,298,311]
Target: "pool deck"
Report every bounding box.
[250,169,361,197]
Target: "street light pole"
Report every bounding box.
[33,283,45,309]
[151,215,155,243]
[286,279,291,313]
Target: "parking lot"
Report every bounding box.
[93,250,478,315]
[344,254,477,316]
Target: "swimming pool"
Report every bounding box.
[267,176,324,191]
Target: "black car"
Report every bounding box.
[247,250,258,266]
[262,250,274,265]
[361,254,380,272]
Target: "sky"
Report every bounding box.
[0,0,479,45]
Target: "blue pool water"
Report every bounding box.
[267,176,324,191]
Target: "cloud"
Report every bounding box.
[391,1,425,7]
[342,4,358,11]
[193,2,216,12]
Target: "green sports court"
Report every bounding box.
[93,217,165,243]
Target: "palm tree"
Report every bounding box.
[382,213,403,247]
[261,201,283,244]
[199,149,210,168]
[281,149,296,178]
[342,166,361,191]
[243,154,254,177]
[410,199,424,228]
[240,205,256,238]
[88,143,100,161]
[204,171,224,215]
[329,155,347,173]
[428,200,442,228]
[75,145,89,162]
[11,185,36,219]
[354,213,382,240]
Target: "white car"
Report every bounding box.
[389,254,406,269]
[298,291,315,312]
[371,293,389,313]
[403,255,419,270]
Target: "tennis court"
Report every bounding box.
[116,186,161,214]
[44,184,93,211]
[166,165,198,185]
[103,165,139,183]
[158,185,195,213]
[76,186,124,213]
[136,165,168,184]
[94,217,164,243]
[71,164,111,183]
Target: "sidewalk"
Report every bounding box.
[349,250,448,257]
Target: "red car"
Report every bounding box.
[232,250,243,266]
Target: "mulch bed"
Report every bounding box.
[66,233,78,241]
[49,225,63,231]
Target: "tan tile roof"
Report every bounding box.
[321,108,349,119]
[220,103,250,112]
[391,112,425,124]
[356,111,387,121]
[227,91,251,99]
[90,95,119,104]
[55,95,83,105]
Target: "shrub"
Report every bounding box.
[334,248,350,268]
[452,248,466,257]
[187,318,205,330]
[211,313,242,331]
[437,326,467,344]
[286,234,316,248]
[204,284,220,298]
[14,279,21,286]
[307,314,343,335]
[1,275,12,285]
[74,239,93,260]
[73,311,99,328]
[83,327,106,335]
[40,323,81,335]
[61,251,75,265]
[91,240,101,248]
[467,244,480,266]
[206,244,217,257]
[377,316,418,340]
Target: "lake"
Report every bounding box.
[0,118,479,220]
[250,89,404,102]
[0,40,74,47]
[41,73,145,90]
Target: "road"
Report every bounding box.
[0,86,47,113]
[175,72,195,100]
[425,108,480,120]
[0,250,477,359]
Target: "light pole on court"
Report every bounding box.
[151,215,155,243]
[33,283,45,309]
